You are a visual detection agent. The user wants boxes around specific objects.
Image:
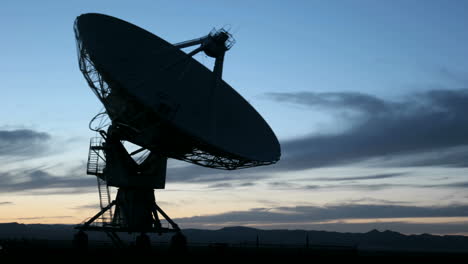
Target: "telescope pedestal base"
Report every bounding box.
[75,190,183,249]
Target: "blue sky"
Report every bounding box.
[1,0,468,235]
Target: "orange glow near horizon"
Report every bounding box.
[2,192,468,237]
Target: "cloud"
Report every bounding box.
[0,129,51,157]
[267,180,468,192]
[4,89,465,194]
[311,172,407,182]
[267,89,468,170]
[0,160,260,194]
[175,204,468,226]
[155,88,468,188]
[166,163,267,184]
[340,197,412,205]
[14,216,73,220]
[267,91,390,114]
[208,183,234,189]
[342,181,468,191]
[0,167,96,194]
[424,181,468,189]
[0,202,13,206]
[70,203,100,210]
[437,66,468,85]
[207,182,256,189]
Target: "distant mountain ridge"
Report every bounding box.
[1,223,467,253]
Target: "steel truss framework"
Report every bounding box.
[75,200,180,233]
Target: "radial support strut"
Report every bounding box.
[173,28,234,79]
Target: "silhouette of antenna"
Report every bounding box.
[73,13,281,249]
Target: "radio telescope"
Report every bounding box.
[73,13,280,248]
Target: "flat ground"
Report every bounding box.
[1,239,467,260]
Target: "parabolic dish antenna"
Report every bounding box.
[75,13,280,170]
[73,13,281,248]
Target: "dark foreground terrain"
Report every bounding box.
[1,223,468,259]
[0,240,467,260]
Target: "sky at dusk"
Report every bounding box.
[1,0,468,235]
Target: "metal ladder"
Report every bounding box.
[86,137,113,225]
